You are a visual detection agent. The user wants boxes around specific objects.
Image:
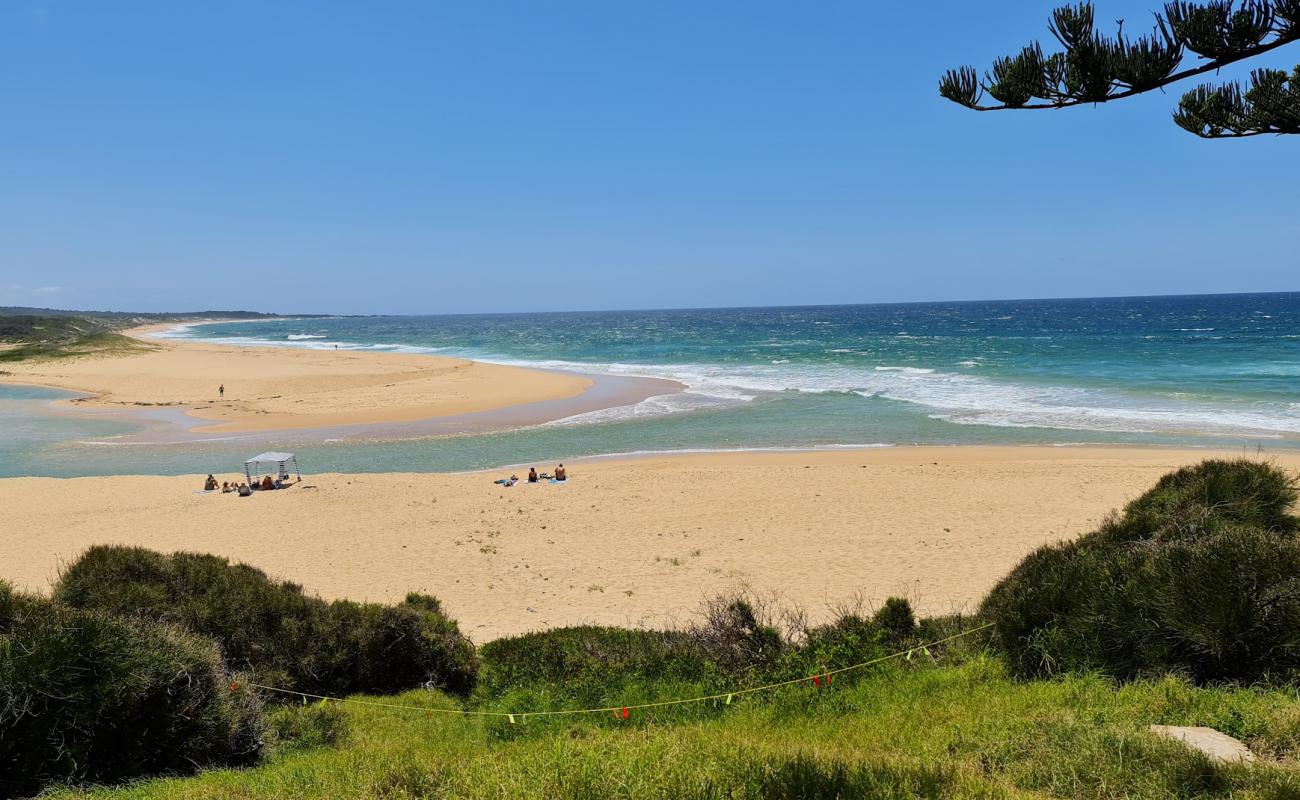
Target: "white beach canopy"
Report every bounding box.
[244,452,301,484]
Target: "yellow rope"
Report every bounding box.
[245,622,994,722]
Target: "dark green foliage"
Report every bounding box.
[872,597,917,643]
[984,458,1300,682]
[267,703,349,753]
[0,583,263,798]
[1108,455,1298,540]
[778,614,889,680]
[1175,65,1300,136]
[54,546,477,697]
[940,1,1300,137]
[689,597,785,675]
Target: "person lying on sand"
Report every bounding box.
[554,464,567,482]
[204,474,219,491]
[528,467,538,483]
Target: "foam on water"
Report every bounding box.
[152,298,1300,442]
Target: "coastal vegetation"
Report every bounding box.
[6,458,1300,798]
[940,1,1299,137]
[985,459,1300,682]
[55,546,478,697]
[0,316,153,363]
[0,583,263,798]
[0,309,296,364]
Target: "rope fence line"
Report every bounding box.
[243,622,995,724]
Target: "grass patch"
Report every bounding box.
[42,656,1300,799]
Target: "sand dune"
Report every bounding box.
[5,446,1294,642]
[0,325,594,432]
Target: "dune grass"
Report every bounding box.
[0,328,152,363]
[46,656,1300,799]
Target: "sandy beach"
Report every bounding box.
[5,445,1296,641]
[0,324,599,433]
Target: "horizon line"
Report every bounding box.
[6,288,1298,319]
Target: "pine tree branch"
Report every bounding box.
[939,0,1300,136]
[952,31,1296,111]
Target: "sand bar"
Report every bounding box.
[5,446,1297,641]
[0,324,612,433]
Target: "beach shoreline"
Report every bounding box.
[6,444,1297,641]
[0,322,684,438]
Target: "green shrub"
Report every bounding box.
[54,546,477,697]
[689,596,785,675]
[0,582,263,797]
[983,459,1300,682]
[872,597,917,643]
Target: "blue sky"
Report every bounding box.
[1,1,1296,314]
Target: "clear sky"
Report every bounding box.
[1,1,1297,314]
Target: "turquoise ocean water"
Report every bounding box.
[3,293,1298,477]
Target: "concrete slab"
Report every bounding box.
[1148,725,1256,764]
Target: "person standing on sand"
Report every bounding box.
[218,384,224,399]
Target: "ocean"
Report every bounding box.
[3,293,1298,477]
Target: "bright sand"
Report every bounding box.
[0,325,595,432]
[5,446,1297,642]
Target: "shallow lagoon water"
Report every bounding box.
[3,293,1297,477]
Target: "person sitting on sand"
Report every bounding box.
[221,481,232,493]
[528,467,538,483]
[237,482,252,497]
[261,474,275,491]
[204,474,219,491]
[554,464,567,482]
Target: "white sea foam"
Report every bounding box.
[165,325,1300,438]
[287,334,327,340]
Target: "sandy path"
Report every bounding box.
[5,446,1296,642]
[0,324,594,432]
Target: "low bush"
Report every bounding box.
[478,595,927,708]
[267,703,349,753]
[983,458,1300,682]
[0,582,263,798]
[54,546,478,697]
